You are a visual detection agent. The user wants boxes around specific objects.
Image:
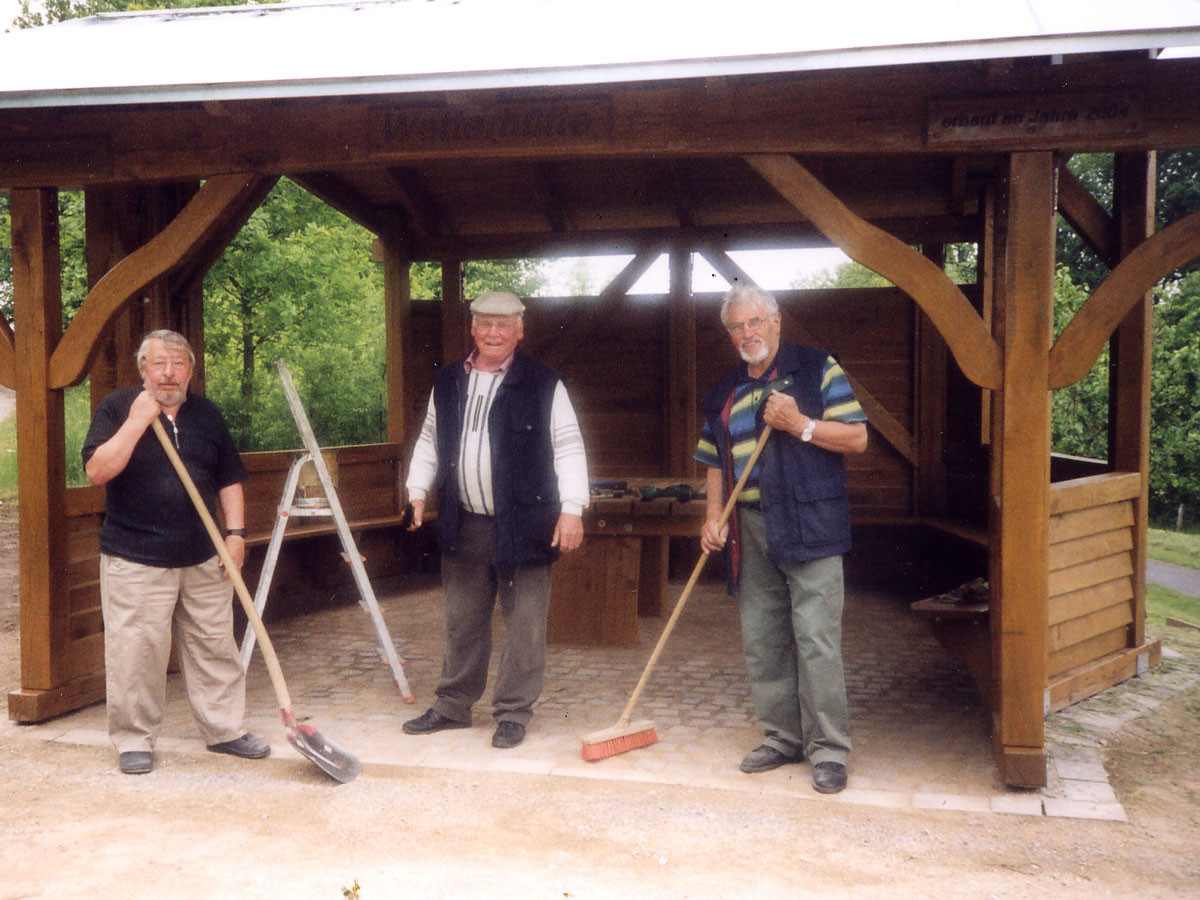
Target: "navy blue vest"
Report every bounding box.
[701,340,853,588]
[432,348,562,572]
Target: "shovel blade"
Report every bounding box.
[287,721,362,783]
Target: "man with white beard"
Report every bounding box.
[694,285,867,794]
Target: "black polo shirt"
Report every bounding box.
[82,387,248,568]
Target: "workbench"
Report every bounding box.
[547,479,706,646]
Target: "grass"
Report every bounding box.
[0,383,93,499]
[1147,527,1200,569]
[1147,583,1200,628]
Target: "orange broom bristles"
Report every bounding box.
[580,719,659,761]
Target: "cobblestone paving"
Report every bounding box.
[37,570,1198,820]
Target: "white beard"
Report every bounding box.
[738,343,769,366]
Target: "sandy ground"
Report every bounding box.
[0,500,1199,899]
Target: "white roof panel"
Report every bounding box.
[2,0,1199,108]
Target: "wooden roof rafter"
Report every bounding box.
[1057,163,1120,269]
[290,171,401,237]
[533,162,569,232]
[384,166,448,238]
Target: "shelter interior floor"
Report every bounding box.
[33,569,1134,819]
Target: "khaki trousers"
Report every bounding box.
[100,554,248,753]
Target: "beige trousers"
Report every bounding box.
[100,554,247,753]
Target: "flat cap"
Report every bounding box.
[470,291,525,316]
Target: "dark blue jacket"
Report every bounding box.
[701,340,853,591]
[432,348,562,573]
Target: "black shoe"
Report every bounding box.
[739,744,803,774]
[812,761,848,794]
[206,733,271,759]
[403,708,470,735]
[491,721,526,749]
[119,751,152,775]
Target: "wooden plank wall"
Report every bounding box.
[406,285,916,521]
[62,442,408,679]
[1046,472,1140,684]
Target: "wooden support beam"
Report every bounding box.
[1057,164,1120,269]
[534,248,662,372]
[700,247,918,467]
[385,166,446,238]
[666,248,696,476]
[9,189,70,695]
[744,154,1002,390]
[534,162,569,232]
[915,244,949,517]
[990,152,1055,788]
[290,171,399,237]
[49,173,277,390]
[440,260,468,364]
[403,214,982,263]
[1048,206,1200,389]
[667,161,697,228]
[383,236,412,448]
[1109,152,1155,648]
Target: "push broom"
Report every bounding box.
[581,377,791,761]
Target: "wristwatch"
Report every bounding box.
[226,528,247,538]
[801,419,817,442]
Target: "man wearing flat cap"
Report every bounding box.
[403,290,589,749]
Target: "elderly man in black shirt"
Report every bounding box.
[82,329,269,775]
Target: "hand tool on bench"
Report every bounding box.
[581,375,793,761]
[151,417,362,783]
[639,483,696,503]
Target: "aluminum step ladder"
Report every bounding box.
[238,360,414,703]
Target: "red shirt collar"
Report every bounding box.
[463,349,515,374]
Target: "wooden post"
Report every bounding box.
[915,243,949,517]
[9,190,71,707]
[989,153,1055,787]
[441,260,469,364]
[1109,152,1155,648]
[666,247,697,476]
[84,186,151,402]
[383,235,412,447]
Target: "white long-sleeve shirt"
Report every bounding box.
[405,374,590,516]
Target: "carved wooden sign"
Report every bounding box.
[373,99,612,152]
[926,92,1144,145]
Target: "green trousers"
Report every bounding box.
[736,507,851,766]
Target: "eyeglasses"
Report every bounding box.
[726,316,770,336]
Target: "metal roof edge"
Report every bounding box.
[1,24,1197,110]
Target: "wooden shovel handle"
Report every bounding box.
[150,417,293,711]
[617,425,774,724]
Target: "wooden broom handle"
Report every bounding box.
[150,417,293,711]
[617,424,774,725]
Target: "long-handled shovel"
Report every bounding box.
[151,418,362,783]
[581,376,793,761]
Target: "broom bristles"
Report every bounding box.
[580,719,658,761]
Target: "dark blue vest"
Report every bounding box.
[432,349,562,572]
[701,340,853,589]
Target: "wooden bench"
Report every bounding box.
[910,579,992,706]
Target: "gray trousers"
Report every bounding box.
[737,507,851,766]
[100,554,248,753]
[432,512,552,727]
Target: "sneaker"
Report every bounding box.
[206,733,271,759]
[402,708,470,735]
[119,751,152,775]
[739,744,804,774]
[812,761,848,794]
[491,721,526,749]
